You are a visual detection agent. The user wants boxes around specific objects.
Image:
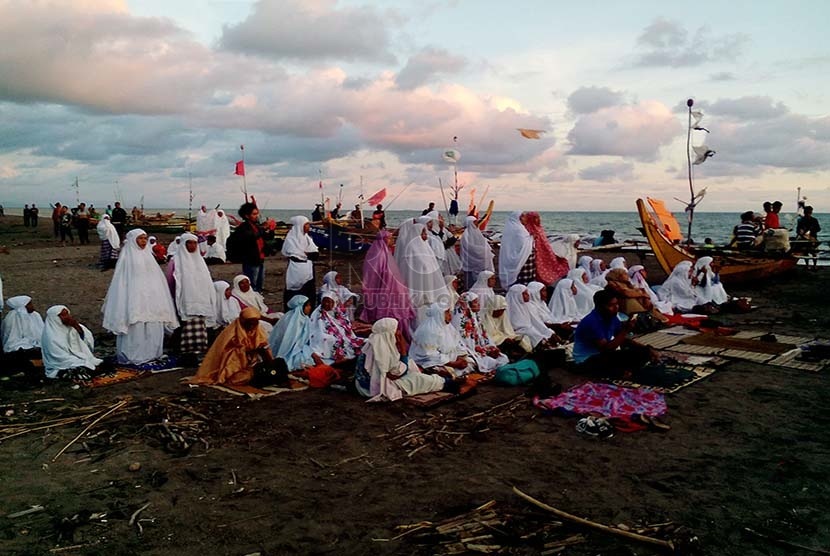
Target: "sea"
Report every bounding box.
[4,207,824,247]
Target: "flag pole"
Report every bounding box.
[359,175,365,229]
[685,99,695,245]
[241,145,248,203]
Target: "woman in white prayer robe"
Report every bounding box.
[2,295,44,354]
[282,215,319,311]
[435,215,462,276]
[444,275,460,309]
[102,229,179,365]
[468,270,497,314]
[396,223,450,322]
[498,211,533,288]
[172,233,214,357]
[230,274,279,332]
[410,303,476,377]
[481,295,533,356]
[547,279,580,325]
[320,270,359,323]
[567,268,600,320]
[589,259,609,287]
[302,292,363,366]
[460,216,495,288]
[657,261,702,312]
[526,281,555,326]
[362,318,447,401]
[628,265,674,315]
[207,280,241,330]
[578,255,594,277]
[268,294,313,371]
[505,284,556,349]
[693,257,730,305]
[452,293,509,373]
[42,305,103,380]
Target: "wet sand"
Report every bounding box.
[1,215,829,555]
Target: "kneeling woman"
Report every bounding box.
[410,303,476,377]
[359,318,451,401]
[42,305,103,381]
[190,308,273,386]
[481,295,533,359]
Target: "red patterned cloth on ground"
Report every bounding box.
[533,382,667,418]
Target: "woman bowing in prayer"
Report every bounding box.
[452,293,509,373]
[41,305,103,380]
[102,229,179,365]
[2,295,44,357]
[190,308,273,386]
[303,292,363,368]
[282,215,319,311]
[360,229,416,340]
[96,214,120,270]
[460,216,494,288]
[410,302,476,377]
[360,318,451,401]
[524,212,570,285]
[171,233,215,361]
[506,284,558,350]
[268,295,313,371]
[498,211,534,288]
[481,295,533,359]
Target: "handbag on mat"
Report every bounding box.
[249,358,290,388]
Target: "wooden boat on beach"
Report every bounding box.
[636,198,797,284]
[307,219,375,253]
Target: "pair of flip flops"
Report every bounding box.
[634,413,671,431]
[576,416,615,439]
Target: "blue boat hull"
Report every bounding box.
[308,225,371,253]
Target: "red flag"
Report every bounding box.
[318,180,323,189]
[235,160,245,176]
[366,188,386,206]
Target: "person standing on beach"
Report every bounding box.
[23,204,30,227]
[110,202,127,239]
[75,202,91,244]
[797,206,821,270]
[96,214,120,270]
[282,216,319,311]
[51,203,62,238]
[102,229,179,365]
[228,202,266,292]
[170,233,214,364]
[30,204,39,227]
[59,206,74,245]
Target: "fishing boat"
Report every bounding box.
[307,219,374,253]
[129,212,194,234]
[636,198,797,284]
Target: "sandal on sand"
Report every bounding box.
[635,414,672,432]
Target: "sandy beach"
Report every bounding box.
[1,214,829,555]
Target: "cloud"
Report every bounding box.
[395,47,467,90]
[709,72,736,82]
[220,0,396,63]
[578,161,635,182]
[567,100,682,161]
[567,86,624,114]
[697,96,789,120]
[0,0,230,114]
[633,18,748,67]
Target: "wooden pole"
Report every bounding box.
[685,98,695,245]
[512,487,675,552]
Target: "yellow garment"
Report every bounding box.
[190,308,269,386]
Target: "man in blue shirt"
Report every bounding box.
[573,288,652,378]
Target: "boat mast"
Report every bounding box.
[685,98,695,245]
[188,172,193,223]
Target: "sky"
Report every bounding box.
[0,0,828,213]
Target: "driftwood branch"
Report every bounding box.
[512,486,675,552]
[744,527,830,555]
[52,399,130,462]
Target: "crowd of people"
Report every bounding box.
[1,200,761,399]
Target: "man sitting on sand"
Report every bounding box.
[572,288,653,379]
